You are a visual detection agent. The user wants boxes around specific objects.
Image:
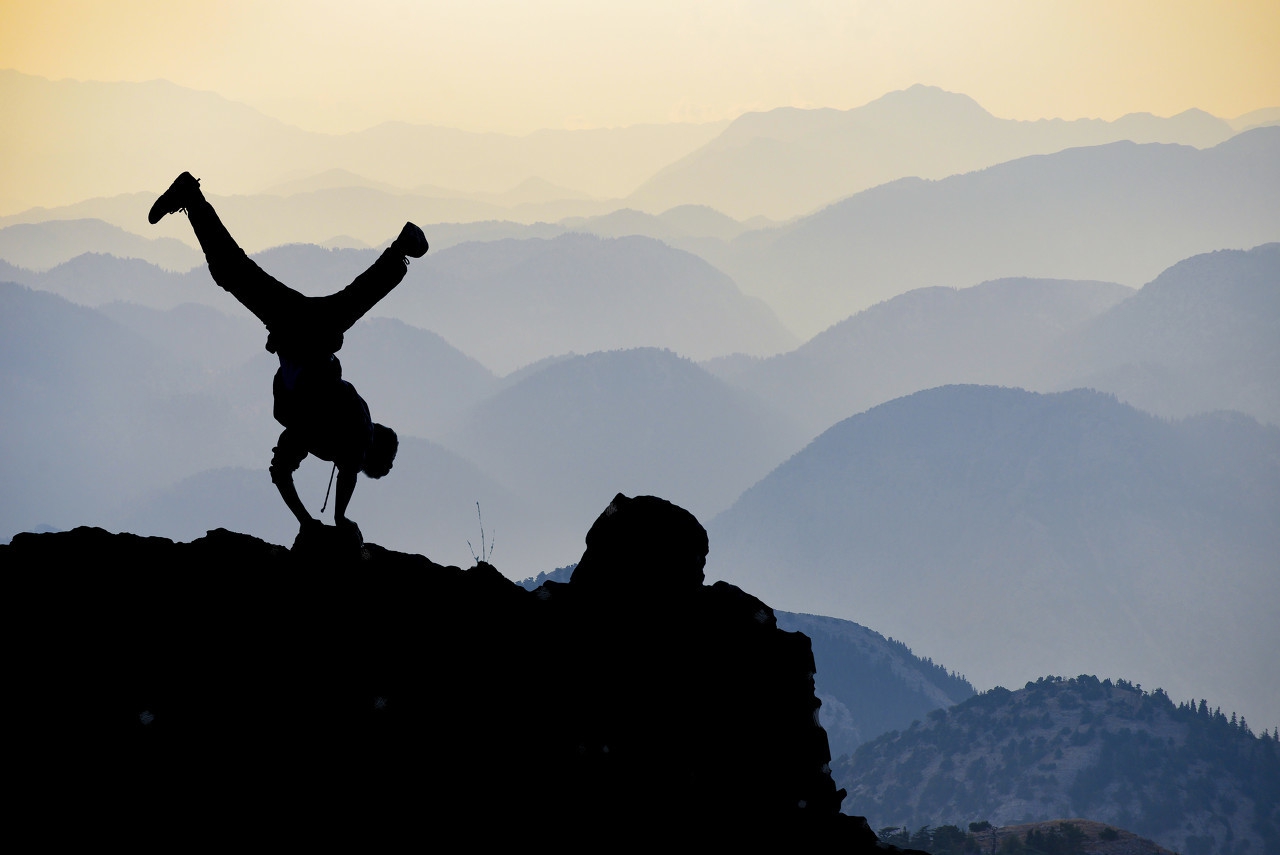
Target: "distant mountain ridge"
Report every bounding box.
[374,233,797,372]
[713,128,1280,335]
[710,277,1134,438]
[709,384,1280,731]
[1041,243,1280,425]
[0,219,202,271]
[838,676,1280,855]
[0,281,272,532]
[444,347,806,568]
[776,611,974,760]
[0,69,726,213]
[9,128,1270,347]
[2,233,796,373]
[0,200,758,259]
[711,243,1280,435]
[627,84,1241,219]
[4,72,1270,251]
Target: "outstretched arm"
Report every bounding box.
[273,466,315,526]
[334,468,358,524]
[270,430,314,526]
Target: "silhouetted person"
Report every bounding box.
[148,172,428,545]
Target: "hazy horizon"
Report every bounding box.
[3,1,1277,135]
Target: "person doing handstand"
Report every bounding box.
[148,172,428,544]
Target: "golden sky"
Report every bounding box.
[2,0,1277,133]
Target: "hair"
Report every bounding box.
[362,423,398,478]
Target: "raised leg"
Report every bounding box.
[317,248,408,334]
[317,223,427,334]
[187,199,304,331]
[150,173,303,330]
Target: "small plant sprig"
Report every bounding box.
[467,501,495,564]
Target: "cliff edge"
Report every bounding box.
[7,493,914,849]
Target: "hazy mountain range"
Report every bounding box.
[710,244,1279,436]
[0,282,270,531]
[4,125,1273,351]
[0,218,203,271]
[0,251,214,309]
[627,84,1247,219]
[706,277,1135,438]
[712,127,1280,335]
[0,234,797,373]
[370,233,796,372]
[20,130,1275,348]
[8,71,1273,226]
[0,201,762,265]
[708,385,1280,731]
[1038,243,1280,425]
[443,347,805,564]
[0,69,727,213]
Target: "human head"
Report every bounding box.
[363,423,398,478]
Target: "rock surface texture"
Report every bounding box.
[8,494,917,850]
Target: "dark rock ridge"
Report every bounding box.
[7,493,913,849]
[517,569,979,761]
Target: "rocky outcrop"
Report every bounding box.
[7,494,911,849]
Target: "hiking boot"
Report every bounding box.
[391,222,429,258]
[148,172,202,224]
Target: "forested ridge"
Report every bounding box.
[839,676,1279,855]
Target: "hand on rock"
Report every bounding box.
[292,518,326,551]
[336,517,363,548]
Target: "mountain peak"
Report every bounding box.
[873,83,992,113]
